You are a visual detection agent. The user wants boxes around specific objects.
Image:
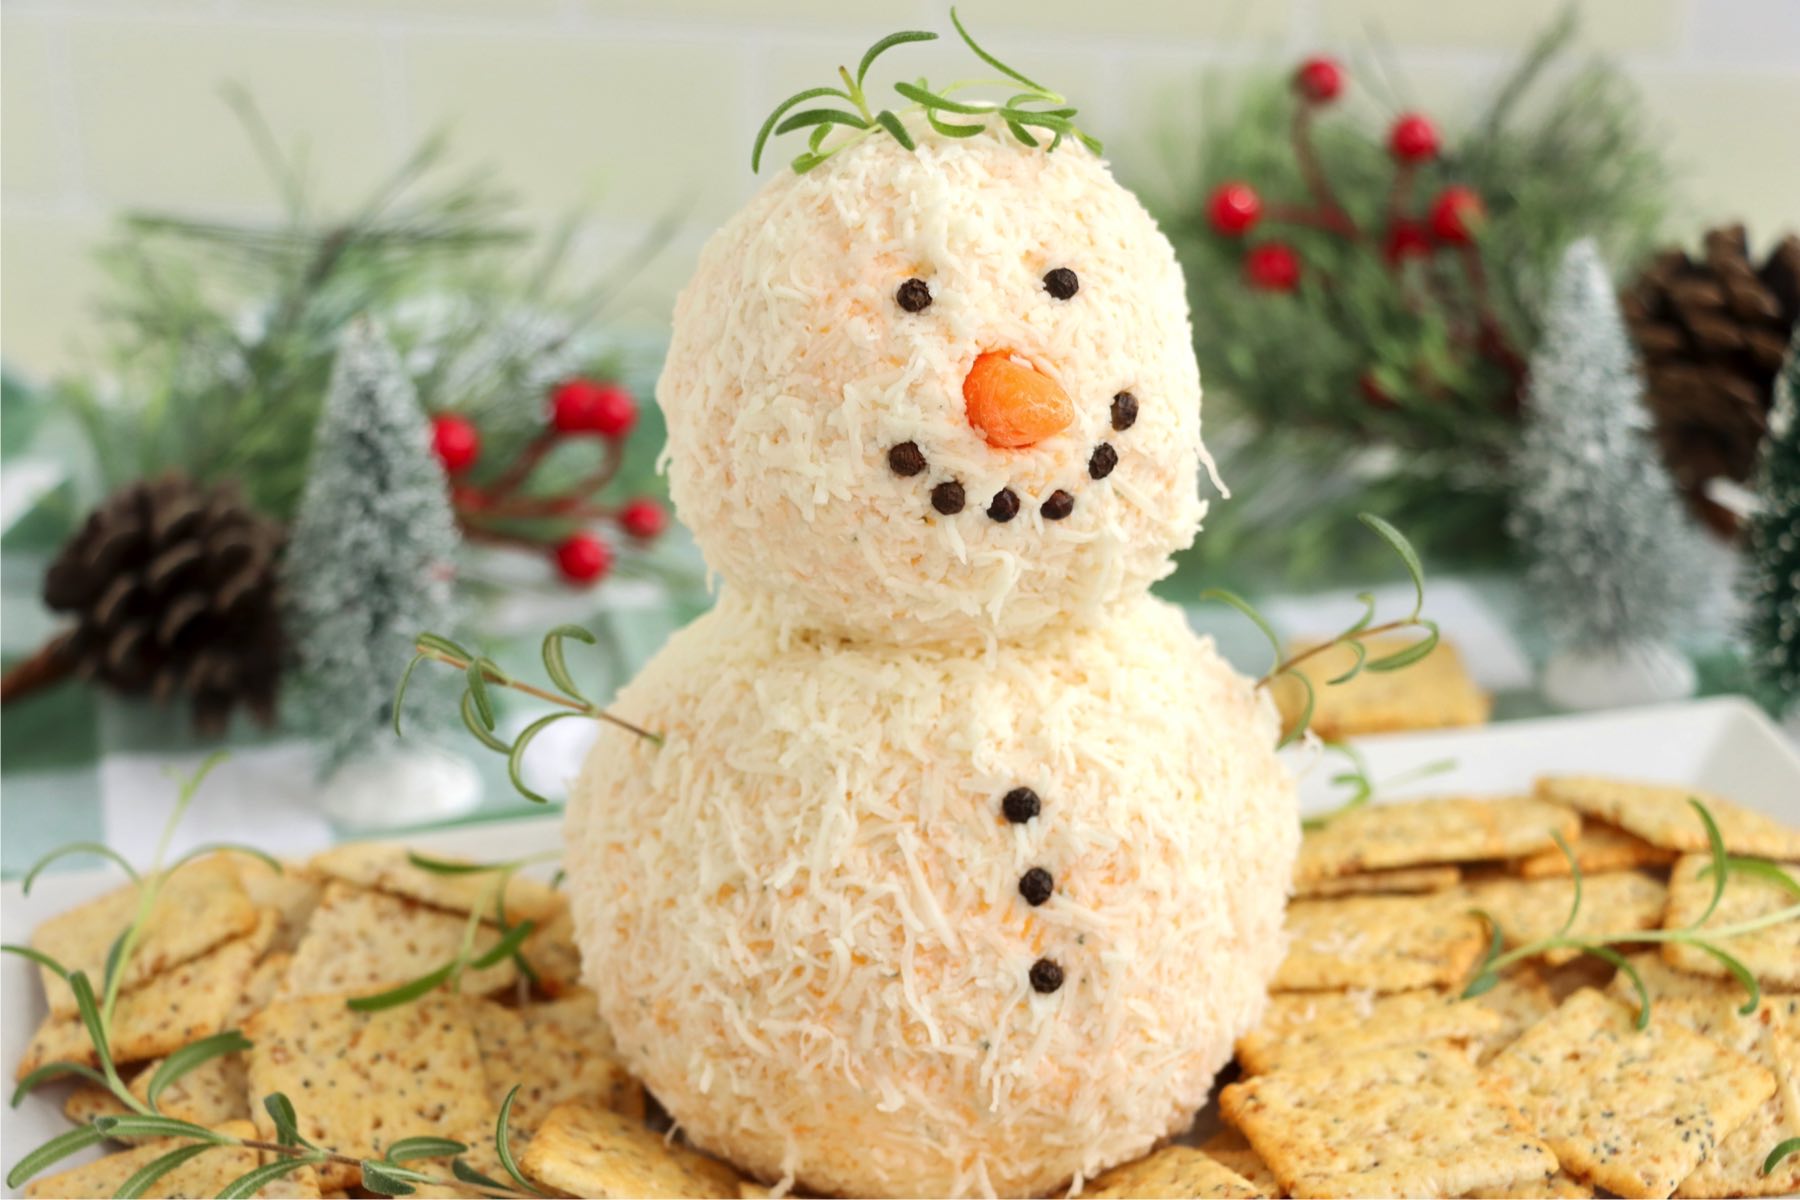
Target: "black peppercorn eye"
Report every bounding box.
[1111,392,1139,431]
[1088,443,1117,480]
[930,480,966,515]
[888,442,927,477]
[1019,867,1054,907]
[987,488,1020,523]
[1002,787,1041,823]
[1029,957,1064,994]
[1041,490,1075,521]
[1043,267,1079,300]
[895,277,932,313]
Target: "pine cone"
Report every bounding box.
[1621,224,1800,535]
[40,473,285,734]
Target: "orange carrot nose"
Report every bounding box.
[963,352,1075,449]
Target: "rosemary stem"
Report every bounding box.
[417,648,661,744]
[229,1136,534,1199]
[1481,900,1800,975]
[1258,616,1428,687]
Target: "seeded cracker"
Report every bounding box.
[245,994,496,1191]
[515,987,619,1059]
[222,853,323,952]
[1661,854,1800,988]
[1534,776,1800,859]
[1084,1145,1266,1198]
[30,855,258,1016]
[1198,1128,1283,1197]
[1221,1041,1556,1198]
[1464,871,1668,966]
[469,999,643,1133]
[1513,820,1674,878]
[1659,994,1800,1198]
[518,1100,743,1198]
[1472,1170,1596,1198]
[1272,894,1489,991]
[1469,967,1559,1062]
[1235,988,1503,1074]
[18,910,277,1078]
[1296,797,1578,882]
[309,841,564,925]
[1485,988,1776,1198]
[1271,635,1491,739]
[1293,864,1460,898]
[279,881,517,1000]
[24,1120,321,1199]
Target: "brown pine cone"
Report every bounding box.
[39,473,285,734]
[1622,224,1800,535]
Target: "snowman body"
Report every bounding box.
[566,126,1297,1198]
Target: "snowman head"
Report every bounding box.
[659,123,1210,645]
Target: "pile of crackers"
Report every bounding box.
[16,844,757,1199]
[1088,775,1798,1200]
[12,776,1800,1199]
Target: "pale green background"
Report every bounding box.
[4,0,1798,376]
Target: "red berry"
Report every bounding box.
[618,497,667,540]
[1388,112,1440,162]
[1244,243,1301,292]
[550,379,637,438]
[1383,221,1432,264]
[1294,55,1345,103]
[1428,185,1484,244]
[554,532,613,585]
[1207,182,1263,237]
[430,413,481,474]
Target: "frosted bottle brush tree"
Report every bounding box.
[1744,327,1800,726]
[1511,239,1706,709]
[283,320,477,824]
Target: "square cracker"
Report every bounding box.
[518,1100,742,1198]
[1221,1041,1557,1198]
[1469,968,1558,1062]
[245,994,496,1191]
[1271,635,1491,739]
[470,999,642,1134]
[1534,776,1800,860]
[280,882,517,1001]
[1463,872,1668,966]
[1296,797,1579,883]
[1085,1146,1265,1198]
[520,907,583,995]
[309,842,563,926]
[1272,894,1489,992]
[1608,952,1758,1008]
[24,1120,321,1199]
[220,854,322,952]
[1514,820,1674,878]
[1659,993,1800,1198]
[1485,988,1776,1198]
[518,989,617,1059]
[19,910,277,1078]
[1236,988,1502,1074]
[1661,854,1800,988]
[1471,1171,1596,1198]
[1293,865,1460,898]
[1197,1128,1282,1198]
[31,855,258,1016]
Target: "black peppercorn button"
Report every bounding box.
[1029,957,1064,994]
[1043,268,1079,300]
[1019,867,1054,906]
[987,488,1020,523]
[896,278,932,313]
[888,442,927,477]
[1002,787,1040,823]
[1041,490,1075,520]
[1088,443,1117,480]
[931,481,965,515]
[1111,392,1138,431]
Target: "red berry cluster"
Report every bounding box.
[1204,56,1485,294]
[429,377,670,587]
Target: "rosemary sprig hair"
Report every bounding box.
[394,624,661,805]
[3,760,547,1198]
[753,8,1101,175]
[1204,512,1439,748]
[1460,799,1800,1028]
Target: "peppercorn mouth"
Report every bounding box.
[885,388,1141,524]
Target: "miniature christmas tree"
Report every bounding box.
[284,319,462,771]
[1744,326,1800,721]
[1511,238,1705,708]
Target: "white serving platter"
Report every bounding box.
[4,695,1797,1197]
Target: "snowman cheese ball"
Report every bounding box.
[566,33,1297,1199]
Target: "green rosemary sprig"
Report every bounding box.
[752,8,1101,175]
[1459,799,1800,1029]
[2,761,544,1198]
[1204,512,1440,749]
[1301,741,1456,831]
[394,626,662,805]
[1766,1137,1800,1177]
